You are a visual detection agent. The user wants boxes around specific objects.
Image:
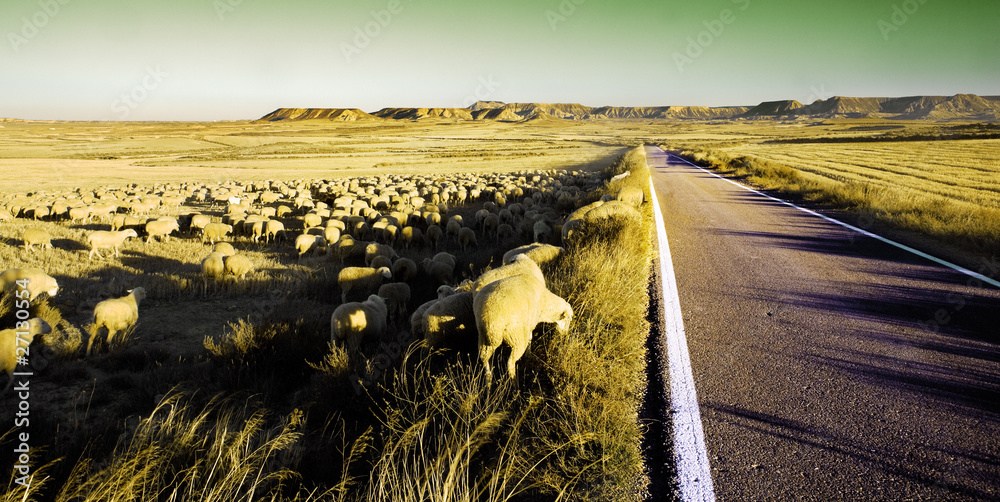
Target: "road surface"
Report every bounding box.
[646,145,1000,501]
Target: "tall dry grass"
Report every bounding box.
[678,146,1000,257]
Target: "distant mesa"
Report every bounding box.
[259,108,376,121]
[260,94,1000,123]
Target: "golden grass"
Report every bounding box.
[677,139,1000,258]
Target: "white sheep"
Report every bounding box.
[331,294,388,356]
[224,254,254,280]
[338,266,392,303]
[364,242,398,266]
[22,228,53,253]
[0,268,59,301]
[391,257,418,283]
[421,258,454,285]
[201,223,233,244]
[472,254,545,291]
[201,252,226,291]
[213,242,237,256]
[87,229,138,260]
[265,220,286,243]
[144,219,180,243]
[431,252,457,270]
[189,214,212,234]
[532,221,552,243]
[427,224,444,250]
[422,291,475,356]
[295,234,326,258]
[458,227,478,252]
[502,243,564,267]
[409,299,438,339]
[87,287,146,355]
[377,282,411,321]
[616,186,645,206]
[1,318,51,394]
[474,274,572,380]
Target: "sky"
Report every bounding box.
[1,0,998,121]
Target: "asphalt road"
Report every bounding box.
[646,146,1000,501]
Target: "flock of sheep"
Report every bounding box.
[1,165,645,391]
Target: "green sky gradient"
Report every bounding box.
[1,0,997,120]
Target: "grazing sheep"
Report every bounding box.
[502,243,564,267]
[422,291,475,356]
[295,234,326,258]
[303,212,323,229]
[409,299,437,339]
[144,219,180,243]
[201,223,233,244]
[427,224,444,250]
[201,252,226,291]
[265,220,286,243]
[0,268,59,301]
[22,227,53,252]
[338,266,392,303]
[331,294,388,356]
[365,243,398,266]
[369,255,393,270]
[391,257,418,283]
[68,206,92,224]
[213,242,237,256]
[224,254,254,280]
[458,227,478,252]
[2,318,52,394]
[421,258,454,285]
[446,220,462,243]
[431,252,457,270]
[400,226,423,249]
[87,229,138,260]
[473,254,545,291]
[324,226,341,247]
[474,274,572,380]
[483,213,500,237]
[189,214,212,235]
[377,282,411,320]
[88,287,147,355]
[533,221,552,243]
[496,224,515,243]
[112,214,143,232]
[616,186,645,206]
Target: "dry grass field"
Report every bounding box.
[0,119,657,502]
[1,115,996,501]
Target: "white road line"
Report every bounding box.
[647,150,717,502]
[662,150,1000,290]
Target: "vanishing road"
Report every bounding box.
[646,145,1000,501]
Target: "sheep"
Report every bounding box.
[68,206,92,224]
[474,274,572,380]
[189,214,212,234]
[213,242,237,256]
[458,227,478,252]
[473,254,545,291]
[265,220,286,243]
[201,223,233,244]
[483,213,500,237]
[432,252,457,270]
[201,252,226,291]
[0,268,59,301]
[533,221,552,243]
[87,229,138,260]
[421,258,454,285]
[295,234,326,258]
[427,224,444,250]
[497,224,515,243]
[223,254,254,280]
[144,219,180,243]
[616,186,645,206]
[22,227,53,252]
[422,291,475,356]
[1,318,51,394]
[324,225,341,247]
[364,242,398,266]
[400,226,423,249]
[446,219,462,243]
[87,287,147,355]
[502,243,564,267]
[331,294,388,356]
[112,214,143,231]
[369,255,393,270]
[409,299,437,339]
[391,257,418,283]
[377,282,411,321]
[338,266,392,303]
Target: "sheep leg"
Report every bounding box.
[507,337,529,380]
[478,343,496,379]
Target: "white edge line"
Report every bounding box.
[662,150,1000,290]
[646,150,717,502]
